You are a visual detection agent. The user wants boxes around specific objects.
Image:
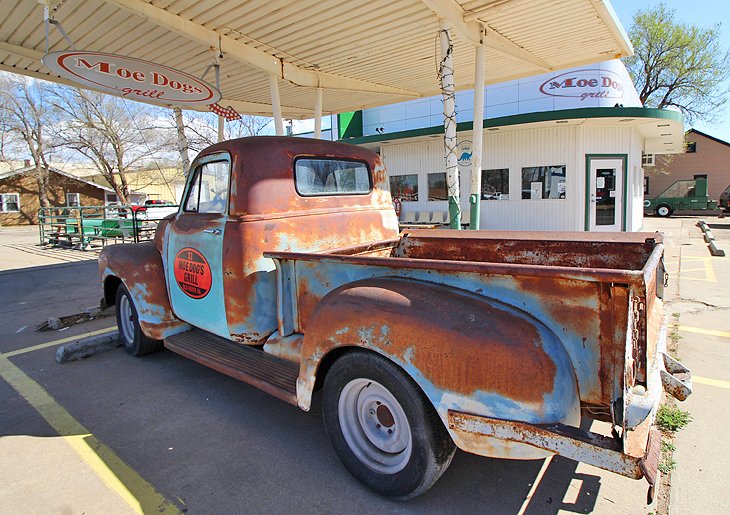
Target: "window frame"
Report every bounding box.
[293,157,372,197]
[0,193,20,213]
[182,152,232,214]
[66,192,80,207]
[389,173,420,202]
[427,172,448,201]
[481,168,510,200]
[521,165,567,200]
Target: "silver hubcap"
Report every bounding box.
[338,378,412,474]
[658,207,669,216]
[118,294,135,345]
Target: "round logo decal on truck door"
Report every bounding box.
[174,248,212,299]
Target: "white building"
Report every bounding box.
[341,60,684,232]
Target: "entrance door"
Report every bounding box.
[588,158,624,232]
[167,153,231,338]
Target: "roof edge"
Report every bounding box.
[342,107,684,145]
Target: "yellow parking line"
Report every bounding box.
[694,375,730,390]
[679,325,730,339]
[3,327,116,357]
[0,354,178,513]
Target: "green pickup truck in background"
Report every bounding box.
[644,174,718,217]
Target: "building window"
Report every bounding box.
[644,176,650,195]
[66,192,80,207]
[481,169,510,200]
[0,193,20,212]
[642,153,655,167]
[521,165,566,199]
[427,172,447,201]
[686,141,697,153]
[295,158,371,196]
[389,174,419,202]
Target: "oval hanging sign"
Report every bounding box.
[42,51,221,106]
[174,247,213,299]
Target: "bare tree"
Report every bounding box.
[0,74,55,207]
[53,88,174,204]
[180,110,272,154]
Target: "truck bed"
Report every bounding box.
[266,230,666,412]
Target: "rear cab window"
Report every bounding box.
[294,158,371,196]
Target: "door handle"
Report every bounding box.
[203,228,222,236]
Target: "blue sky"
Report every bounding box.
[611,0,730,142]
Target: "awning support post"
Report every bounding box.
[469,43,485,230]
[439,19,460,229]
[269,75,284,136]
[314,88,323,139]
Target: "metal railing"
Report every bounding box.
[38,203,179,250]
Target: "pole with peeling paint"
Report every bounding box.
[173,106,191,177]
[439,20,460,229]
[470,43,486,230]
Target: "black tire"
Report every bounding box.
[115,283,163,356]
[656,204,673,217]
[322,350,456,500]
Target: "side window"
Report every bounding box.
[183,159,230,214]
[295,158,371,196]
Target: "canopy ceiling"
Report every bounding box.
[0,0,633,118]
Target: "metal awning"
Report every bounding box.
[0,0,632,118]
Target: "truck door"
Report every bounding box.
[167,153,231,338]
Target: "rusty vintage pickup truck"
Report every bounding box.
[100,136,691,500]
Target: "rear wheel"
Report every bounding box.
[115,284,163,356]
[322,350,455,500]
[656,204,672,217]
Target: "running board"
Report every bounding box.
[165,329,299,405]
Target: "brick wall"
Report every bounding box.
[650,131,730,200]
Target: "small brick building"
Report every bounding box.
[648,129,730,200]
[0,166,113,226]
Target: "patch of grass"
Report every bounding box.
[661,440,676,453]
[659,456,677,474]
[656,404,692,432]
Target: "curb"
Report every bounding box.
[55,331,121,364]
[697,220,726,257]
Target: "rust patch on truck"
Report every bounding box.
[302,279,558,403]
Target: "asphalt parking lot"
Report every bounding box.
[1,219,728,514]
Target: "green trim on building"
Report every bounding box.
[341,107,684,144]
[584,154,629,232]
[337,111,363,139]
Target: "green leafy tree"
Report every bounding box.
[625,3,730,123]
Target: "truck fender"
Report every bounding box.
[298,278,580,458]
[99,241,190,340]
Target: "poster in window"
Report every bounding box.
[530,182,542,199]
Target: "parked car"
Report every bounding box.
[134,199,178,220]
[644,175,717,217]
[718,184,730,213]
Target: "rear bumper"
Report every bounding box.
[448,410,662,484]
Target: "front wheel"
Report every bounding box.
[115,284,163,356]
[656,204,673,217]
[322,350,455,500]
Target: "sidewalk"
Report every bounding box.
[644,217,730,514]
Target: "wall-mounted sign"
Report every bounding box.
[539,69,624,102]
[42,51,221,107]
[456,140,473,167]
